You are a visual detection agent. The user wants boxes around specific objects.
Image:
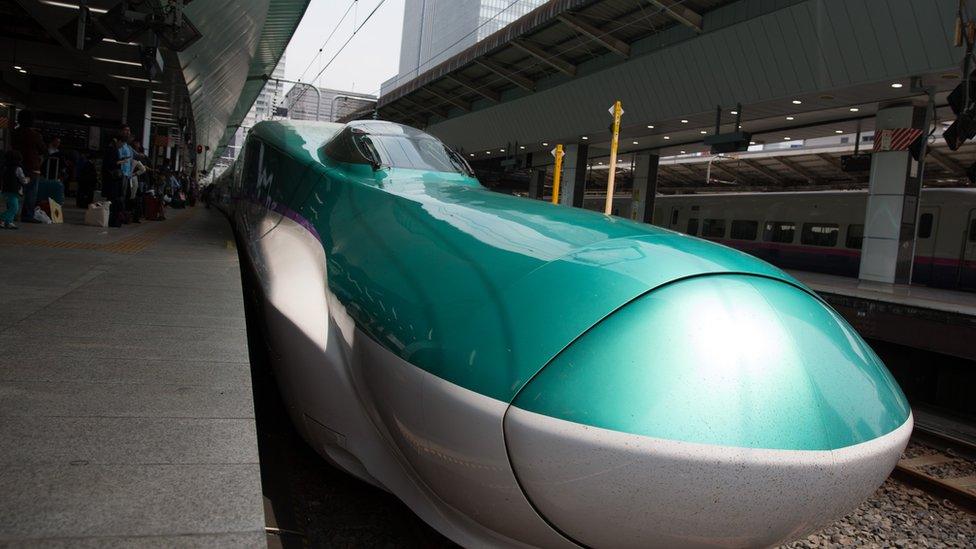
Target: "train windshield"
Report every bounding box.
[324,122,472,176]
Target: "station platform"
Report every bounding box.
[789,269,976,361]
[0,206,265,547]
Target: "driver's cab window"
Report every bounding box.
[322,128,370,165]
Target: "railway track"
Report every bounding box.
[893,416,976,513]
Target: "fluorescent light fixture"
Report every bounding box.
[94,57,141,67]
[13,65,22,70]
[730,110,738,115]
[581,136,588,140]
[835,130,843,134]
[632,141,639,145]
[102,38,138,46]
[542,142,548,146]
[109,74,151,82]
[486,151,491,155]
[792,100,802,104]
[519,145,525,150]
[850,107,859,112]
[83,113,91,119]
[469,153,474,157]
[891,82,903,88]
[749,141,756,145]
[40,1,108,13]
[646,125,654,129]
[663,136,670,140]
[680,150,686,154]
[152,91,167,95]
[784,137,791,140]
[18,69,27,74]
[700,130,707,134]
[73,82,83,87]
[500,149,505,152]
[680,119,688,123]
[786,116,794,120]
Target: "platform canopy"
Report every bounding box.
[0,0,309,169]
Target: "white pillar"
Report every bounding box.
[858,102,927,285]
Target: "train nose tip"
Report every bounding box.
[505,274,912,548]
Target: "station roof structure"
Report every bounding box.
[0,0,309,168]
[377,0,975,174]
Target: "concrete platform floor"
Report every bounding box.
[0,206,264,547]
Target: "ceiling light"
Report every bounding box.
[680,150,686,154]
[850,107,859,112]
[786,116,794,120]
[40,1,108,14]
[663,136,670,140]
[681,119,688,123]
[83,113,91,119]
[646,125,654,129]
[749,141,756,145]
[109,74,151,82]
[73,82,83,87]
[500,149,505,152]
[17,69,26,74]
[891,82,903,88]
[730,110,738,115]
[519,145,525,150]
[102,38,138,46]
[792,99,802,105]
[152,91,167,95]
[598,161,604,165]
[835,130,843,134]
[632,141,639,145]
[486,151,491,155]
[469,153,474,157]
[13,65,22,70]
[784,137,791,140]
[581,136,588,140]
[700,130,707,134]
[94,57,142,67]
[542,142,548,146]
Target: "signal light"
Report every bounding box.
[945,72,976,150]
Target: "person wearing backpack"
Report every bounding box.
[1,150,29,230]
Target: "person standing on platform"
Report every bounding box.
[11,110,44,223]
[108,125,134,227]
[1,151,29,230]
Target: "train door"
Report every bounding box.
[912,207,939,285]
[961,209,976,290]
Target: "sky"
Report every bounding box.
[283,0,406,97]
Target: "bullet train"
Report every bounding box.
[648,188,976,291]
[215,119,912,548]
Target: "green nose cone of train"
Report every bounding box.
[512,274,911,451]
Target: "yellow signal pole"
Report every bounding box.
[605,100,623,215]
[551,144,565,204]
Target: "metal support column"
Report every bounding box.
[631,152,660,224]
[858,102,927,286]
[560,142,588,208]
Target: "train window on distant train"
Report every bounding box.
[686,218,699,235]
[969,219,976,241]
[702,219,726,238]
[763,221,795,243]
[730,220,758,240]
[846,224,864,249]
[801,223,839,247]
[917,213,933,239]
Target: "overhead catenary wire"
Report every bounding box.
[290,0,388,107]
[293,0,359,87]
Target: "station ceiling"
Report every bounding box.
[0,0,308,168]
[377,0,975,176]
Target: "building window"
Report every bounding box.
[686,218,699,236]
[702,219,726,238]
[801,223,840,247]
[918,213,934,239]
[763,221,796,243]
[730,220,758,240]
[846,224,864,249]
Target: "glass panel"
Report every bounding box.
[917,213,933,239]
[730,220,758,240]
[801,223,840,247]
[846,224,864,249]
[702,219,726,238]
[763,221,796,243]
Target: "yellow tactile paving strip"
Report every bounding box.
[0,209,196,255]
